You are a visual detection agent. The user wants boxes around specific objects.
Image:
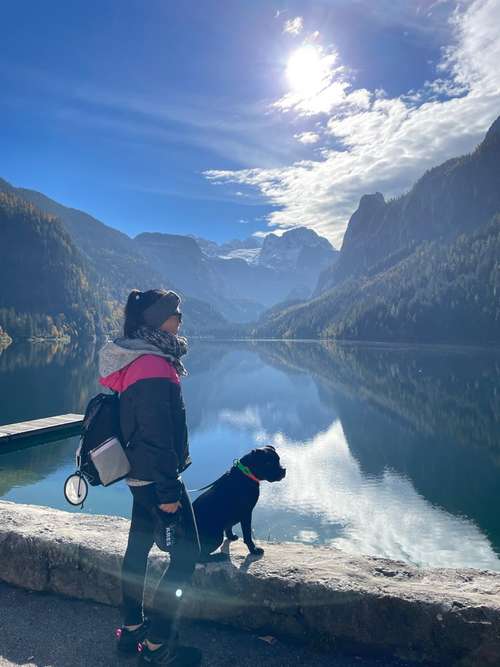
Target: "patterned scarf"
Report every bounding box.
[130,325,188,376]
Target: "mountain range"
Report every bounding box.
[0,177,337,340]
[252,115,500,344]
[134,226,337,322]
[1,115,499,345]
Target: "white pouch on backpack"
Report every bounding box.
[89,436,131,486]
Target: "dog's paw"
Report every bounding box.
[249,546,264,556]
[199,552,230,563]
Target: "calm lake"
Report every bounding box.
[1,339,499,571]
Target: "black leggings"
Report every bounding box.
[121,480,201,643]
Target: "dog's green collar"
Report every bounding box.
[233,459,260,484]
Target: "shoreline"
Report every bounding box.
[1,500,499,666]
[2,332,500,351]
[0,333,12,350]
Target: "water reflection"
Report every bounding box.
[0,341,102,500]
[0,338,499,570]
[259,420,499,570]
[0,340,101,424]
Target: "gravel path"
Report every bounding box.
[0,582,423,667]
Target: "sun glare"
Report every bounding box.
[286,46,325,97]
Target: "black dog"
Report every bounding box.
[192,445,286,562]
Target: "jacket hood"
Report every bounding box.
[98,337,173,378]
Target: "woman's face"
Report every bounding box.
[160,313,182,335]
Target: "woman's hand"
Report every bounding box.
[158,501,182,513]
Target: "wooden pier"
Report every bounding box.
[0,414,84,452]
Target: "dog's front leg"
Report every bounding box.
[241,512,264,555]
[225,525,239,541]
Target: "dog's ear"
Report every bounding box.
[265,445,276,452]
[240,450,257,464]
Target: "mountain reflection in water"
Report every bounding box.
[0,339,499,570]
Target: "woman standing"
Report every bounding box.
[98,288,201,666]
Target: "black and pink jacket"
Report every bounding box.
[98,338,191,504]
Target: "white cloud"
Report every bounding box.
[258,419,500,569]
[283,16,303,35]
[252,229,283,238]
[294,131,321,144]
[219,406,261,428]
[205,0,500,247]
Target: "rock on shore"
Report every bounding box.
[0,500,499,666]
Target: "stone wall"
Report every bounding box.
[0,500,499,665]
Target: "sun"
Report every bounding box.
[286,46,326,97]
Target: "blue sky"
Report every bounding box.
[1,0,499,245]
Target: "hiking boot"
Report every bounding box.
[138,642,202,666]
[115,618,151,655]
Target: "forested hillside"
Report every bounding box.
[0,192,102,340]
[252,216,499,343]
[0,183,231,338]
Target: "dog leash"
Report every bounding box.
[186,459,258,494]
[186,471,227,494]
